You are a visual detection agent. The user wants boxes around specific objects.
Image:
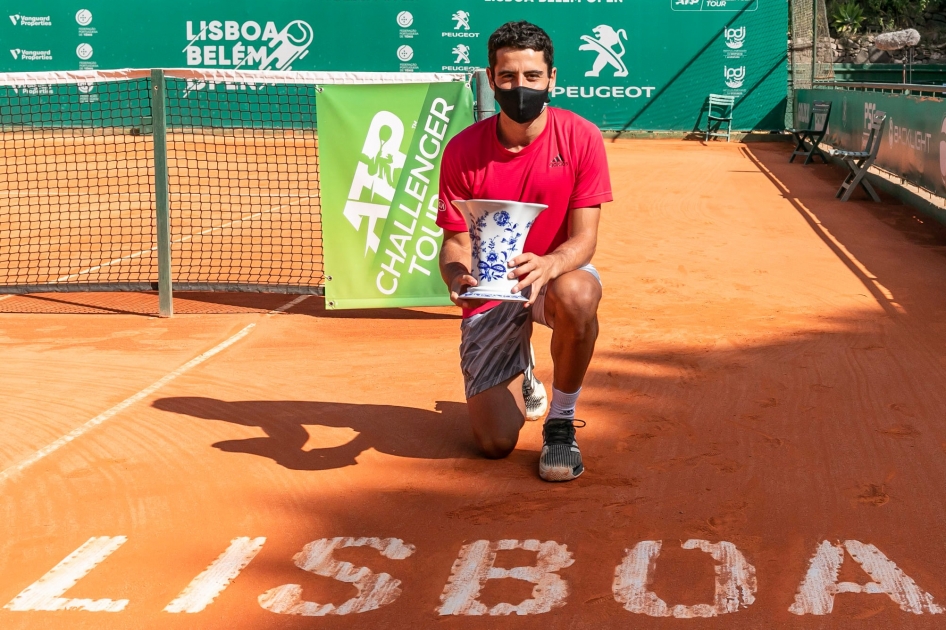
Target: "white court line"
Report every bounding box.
[0,294,310,486]
[0,295,13,302]
[55,197,314,283]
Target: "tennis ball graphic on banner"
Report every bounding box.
[397,11,413,28]
[75,9,92,26]
[76,43,93,60]
[397,45,414,62]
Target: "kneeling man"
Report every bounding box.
[437,21,612,481]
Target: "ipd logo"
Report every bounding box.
[724,26,746,49]
[724,66,745,89]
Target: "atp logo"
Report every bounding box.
[452,10,471,31]
[724,66,745,88]
[343,112,408,255]
[724,26,746,49]
[579,25,628,78]
[452,44,471,64]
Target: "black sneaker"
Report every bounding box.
[522,344,548,422]
[539,418,586,482]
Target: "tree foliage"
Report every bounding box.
[828,0,941,32]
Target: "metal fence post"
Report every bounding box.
[474,69,495,121]
[151,68,173,317]
[810,0,818,89]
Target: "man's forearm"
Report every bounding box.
[439,235,471,287]
[545,232,597,279]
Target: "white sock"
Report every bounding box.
[547,387,581,420]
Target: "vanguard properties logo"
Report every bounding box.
[184,19,313,70]
[9,14,52,26]
[724,66,746,88]
[579,25,629,77]
[10,48,52,60]
[724,26,746,49]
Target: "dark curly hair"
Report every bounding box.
[487,21,554,72]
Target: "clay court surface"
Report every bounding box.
[4,139,946,629]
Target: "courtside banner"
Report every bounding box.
[318,82,474,309]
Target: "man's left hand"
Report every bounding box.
[508,252,559,307]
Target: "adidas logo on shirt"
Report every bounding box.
[549,154,567,168]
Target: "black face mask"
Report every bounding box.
[493,84,550,124]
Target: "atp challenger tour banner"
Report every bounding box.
[796,89,946,199]
[0,0,786,131]
[318,82,474,309]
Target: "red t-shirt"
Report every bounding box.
[437,106,612,317]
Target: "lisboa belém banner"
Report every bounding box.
[318,82,474,309]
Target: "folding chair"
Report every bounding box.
[830,110,888,202]
[789,100,832,164]
[705,94,735,142]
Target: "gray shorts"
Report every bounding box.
[459,264,601,400]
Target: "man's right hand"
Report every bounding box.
[449,272,480,310]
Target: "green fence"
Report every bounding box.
[0,0,788,132]
[796,87,946,198]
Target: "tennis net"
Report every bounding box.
[0,68,468,311]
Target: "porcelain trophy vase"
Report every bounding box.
[451,199,547,302]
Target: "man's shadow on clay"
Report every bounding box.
[152,397,477,471]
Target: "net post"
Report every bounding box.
[151,68,173,318]
[474,69,495,121]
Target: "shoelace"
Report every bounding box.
[543,418,587,445]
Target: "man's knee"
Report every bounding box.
[467,377,525,459]
[549,272,601,324]
[474,433,518,459]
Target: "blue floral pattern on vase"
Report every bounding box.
[477,237,508,283]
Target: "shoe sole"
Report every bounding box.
[538,462,583,482]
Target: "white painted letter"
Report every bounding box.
[613,539,756,618]
[790,540,943,615]
[437,539,574,616]
[258,537,414,616]
[165,537,265,613]
[5,536,129,612]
